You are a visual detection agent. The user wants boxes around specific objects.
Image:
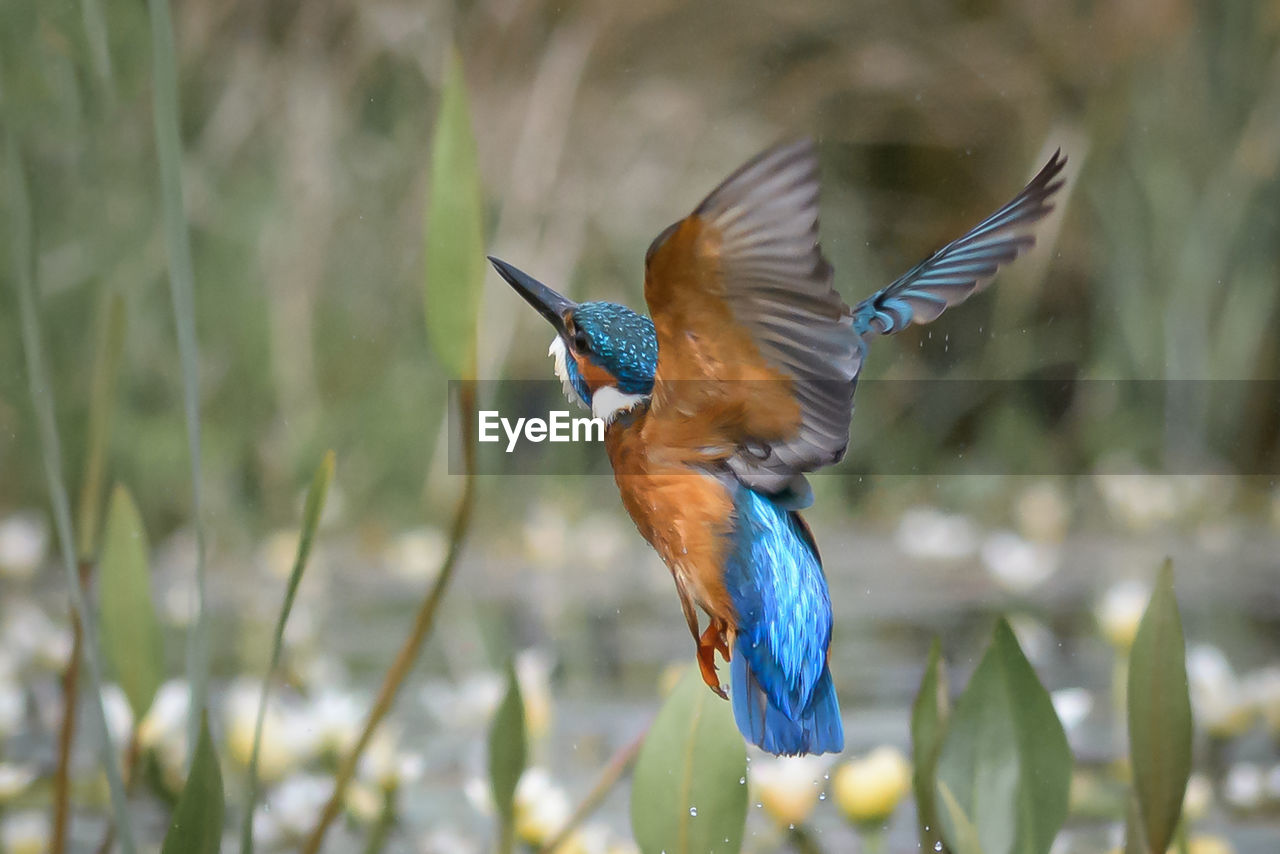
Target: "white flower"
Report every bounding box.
[420,672,503,729]
[1094,580,1150,650]
[224,680,314,782]
[1223,762,1265,810]
[357,725,422,790]
[345,781,383,824]
[1187,645,1254,738]
[268,773,334,838]
[894,507,978,561]
[139,680,190,793]
[2,602,69,672]
[0,763,37,801]
[1050,688,1094,734]
[0,512,49,579]
[306,689,364,758]
[981,530,1060,593]
[0,810,48,854]
[749,752,829,827]
[514,767,572,846]
[387,527,447,581]
[100,683,135,757]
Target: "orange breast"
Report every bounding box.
[605,415,736,625]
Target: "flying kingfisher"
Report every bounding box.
[490,140,1065,755]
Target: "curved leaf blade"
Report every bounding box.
[489,659,527,853]
[99,484,164,718]
[1127,560,1191,854]
[161,711,225,854]
[912,638,951,853]
[423,50,485,381]
[630,667,748,854]
[935,620,1071,854]
[937,781,986,854]
[239,451,335,854]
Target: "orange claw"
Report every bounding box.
[696,622,730,699]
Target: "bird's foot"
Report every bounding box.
[696,623,730,699]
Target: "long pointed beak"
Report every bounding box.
[488,256,576,336]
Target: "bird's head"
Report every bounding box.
[489,256,657,424]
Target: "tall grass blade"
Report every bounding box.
[146,0,211,750]
[239,451,335,854]
[5,129,138,853]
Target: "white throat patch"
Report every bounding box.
[548,336,648,425]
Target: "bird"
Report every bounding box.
[489,139,1066,756]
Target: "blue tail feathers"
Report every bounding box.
[730,643,843,755]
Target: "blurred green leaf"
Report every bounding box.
[76,291,126,561]
[161,711,224,854]
[912,637,950,854]
[630,668,747,854]
[98,484,164,718]
[423,50,484,381]
[935,619,1071,854]
[489,659,527,854]
[1127,559,1191,854]
[240,451,335,854]
[937,781,986,854]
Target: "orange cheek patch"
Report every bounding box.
[573,352,617,394]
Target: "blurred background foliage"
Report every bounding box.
[3,0,1279,540]
[3,0,1280,851]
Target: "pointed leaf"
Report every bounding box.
[912,638,951,853]
[630,667,748,854]
[99,485,164,718]
[161,711,225,854]
[240,451,335,854]
[1127,560,1191,854]
[423,50,485,381]
[76,291,126,561]
[935,620,1071,854]
[489,659,527,852]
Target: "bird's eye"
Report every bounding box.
[573,328,590,352]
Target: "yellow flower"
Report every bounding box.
[749,754,828,827]
[1185,835,1235,854]
[831,746,911,826]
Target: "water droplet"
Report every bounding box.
[935,843,943,852]
[739,777,746,785]
[818,792,826,800]
[788,823,795,830]
[689,807,698,817]
[755,802,763,809]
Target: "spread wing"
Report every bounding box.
[642,139,861,500]
[853,150,1067,336]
